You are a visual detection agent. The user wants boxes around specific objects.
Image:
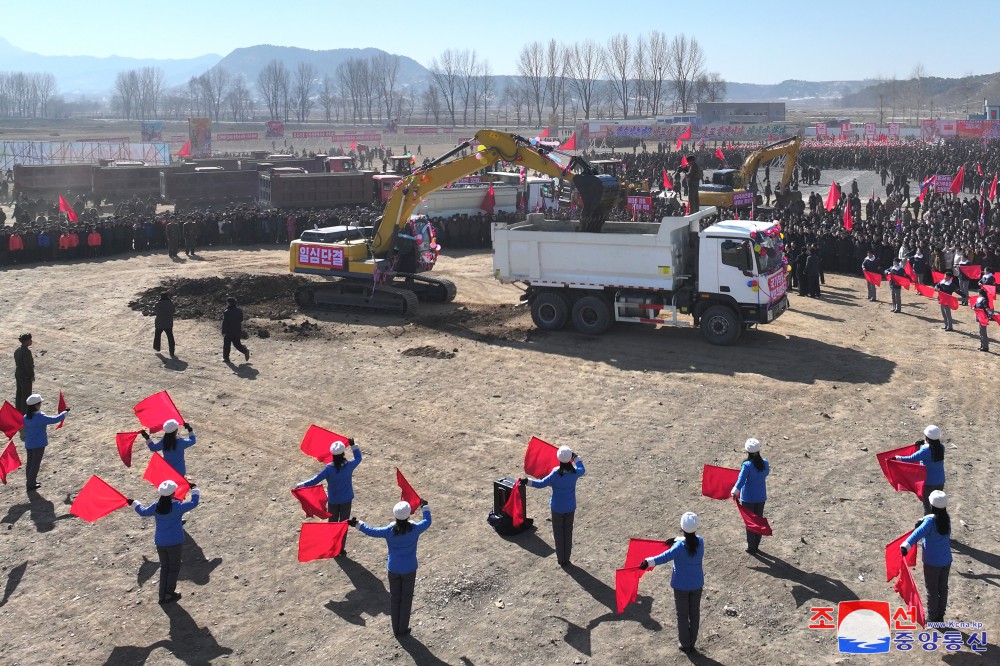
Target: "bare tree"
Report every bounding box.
[603,33,631,119]
[373,53,400,122]
[227,75,253,121]
[198,66,231,122]
[517,42,546,125]
[114,70,140,119]
[478,61,495,125]
[162,92,189,120]
[646,31,668,116]
[665,34,705,114]
[34,73,56,118]
[457,49,479,126]
[544,40,568,127]
[694,72,726,105]
[136,67,165,119]
[911,63,927,124]
[292,62,316,122]
[318,74,337,122]
[429,50,460,125]
[632,34,648,118]
[423,84,442,124]
[256,59,290,120]
[566,39,603,120]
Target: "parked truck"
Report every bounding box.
[259,170,375,208]
[492,207,789,345]
[160,169,258,210]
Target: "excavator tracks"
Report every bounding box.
[295,280,419,316]
[396,274,457,303]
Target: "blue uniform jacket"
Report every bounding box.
[135,491,201,547]
[898,444,945,486]
[531,460,585,513]
[23,411,67,449]
[359,507,431,574]
[651,536,705,591]
[147,434,196,476]
[904,515,952,567]
[300,448,362,504]
[733,459,769,503]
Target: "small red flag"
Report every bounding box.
[133,391,183,434]
[977,163,984,177]
[990,173,998,201]
[662,168,673,190]
[178,140,192,158]
[914,283,936,299]
[973,305,990,327]
[538,127,549,138]
[480,184,496,214]
[680,155,689,168]
[350,140,357,152]
[983,284,996,309]
[115,431,141,467]
[0,439,22,484]
[825,182,841,212]
[843,204,853,231]
[876,444,918,480]
[992,313,1000,326]
[299,424,347,464]
[675,124,692,150]
[396,468,422,513]
[291,486,332,519]
[701,464,739,500]
[893,562,926,628]
[904,261,918,282]
[70,475,128,522]
[615,567,644,613]
[889,274,911,290]
[0,401,24,439]
[938,291,959,310]
[558,133,576,151]
[56,390,67,429]
[930,270,946,284]
[297,521,349,562]
[950,165,964,195]
[143,453,190,500]
[958,264,982,280]
[524,436,560,479]
[502,479,525,528]
[863,271,883,287]
[714,148,725,162]
[625,537,673,569]
[884,459,926,497]
[735,498,773,535]
[886,530,919,582]
[58,195,79,223]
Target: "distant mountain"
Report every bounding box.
[839,73,1000,111]
[724,79,873,107]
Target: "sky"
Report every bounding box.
[2,0,994,83]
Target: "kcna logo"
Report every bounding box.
[837,601,892,654]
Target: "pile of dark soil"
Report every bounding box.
[129,274,310,321]
[414,303,535,343]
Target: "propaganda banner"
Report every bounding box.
[140,122,163,142]
[265,120,285,139]
[188,117,212,157]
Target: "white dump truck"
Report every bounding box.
[492,207,789,345]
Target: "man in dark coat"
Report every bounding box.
[221,297,250,363]
[805,247,822,297]
[153,292,177,357]
[681,155,703,213]
[14,333,34,413]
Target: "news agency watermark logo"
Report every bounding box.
[808,601,987,654]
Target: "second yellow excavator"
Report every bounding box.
[695,136,802,209]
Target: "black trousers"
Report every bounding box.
[15,375,32,414]
[156,543,184,600]
[673,588,702,649]
[25,447,44,488]
[154,327,175,355]
[388,571,416,635]
[328,501,352,553]
[223,335,249,361]
[743,501,766,551]
[923,563,950,623]
[552,510,575,564]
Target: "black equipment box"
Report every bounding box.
[493,476,526,516]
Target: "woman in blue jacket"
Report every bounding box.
[353,500,431,637]
[21,393,69,492]
[294,438,362,523]
[131,480,201,604]
[524,445,585,567]
[731,438,770,554]
[141,419,196,476]
[894,425,945,515]
[901,490,951,623]
[639,511,704,654]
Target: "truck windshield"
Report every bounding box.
[754,235,782,274]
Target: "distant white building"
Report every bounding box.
[985,99,1000,121]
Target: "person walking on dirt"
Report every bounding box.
[900,490,951,623]
[638,512,704,654]
[935,274,957,331]
[892,425,946,515]
[182,218,198,256]
[13,333,34,413]
[130,480,201,604]
[522,445,585,567]
[22,393,69,492]
[141,419,195,476]
[153,292,176,358]
[294,438,362,527]
[731,438,770,554]
[221,297,250,363]
[351,499,431,637]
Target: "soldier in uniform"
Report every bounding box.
[14,333,34,413]
[182,218,198,256]
[166,217,181,258]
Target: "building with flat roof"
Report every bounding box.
[984,99,1000,121]
[698,102,786,124]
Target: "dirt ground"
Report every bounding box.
[3,200,1000,664]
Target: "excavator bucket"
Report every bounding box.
[573,173,620,233]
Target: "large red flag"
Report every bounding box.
[714,148,726,162]
[914,283,936,299]
[615,567,645,613]
[0,439,22,484]
[884,460,926,497]
[299,424,346,463]
[0,401,24,439]
[885,531,919,581]
[863,271,883,287]
[291,485,332,519]
[625,537,673,569]
[675,125,692,150]
[116,431,141,467]
[662,168,673,190]
[889,274,911,290]
[735,498,773,535]
[58,195,79,223]
[843,204,853,231]
[502,479,525,528]
[538,127,549,138]
[133,391,183,434]
[876,444,918,480]
[558,133,576,151]
[70,475,129,522]
[297,522,349,562]
[958,265,982,280]
[524,436,559,478]
[973,305,990,327]
[825,182,841,212]
[938,291,959,310]
[143,453,190,500]
[177,140,192,158]
[396,468,422,513]
[930,270,946,284]
[983,284,996,309]
[701,464,739,500]
[904,261,918,283]
[893,562,926,628]
[680,155,689,168]
[990,173,998,201]
[480,184,496,214]
[949,165,964,194]
[56,390,67,429]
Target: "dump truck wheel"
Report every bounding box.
[571,295,612,335]
[530,291,570,331]
[700,305,741,345]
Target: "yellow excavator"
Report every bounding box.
[696,136,801,209]
[289,129,619,315]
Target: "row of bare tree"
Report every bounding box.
[0,71,57,118]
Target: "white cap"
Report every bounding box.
[929,490,947,509]
[158,480,178,496]
[163,419,179,434]
[330,440,346,456]
[393,501,412,520]
[25,394,42,406]
[680,512,700,533]
[923,425,941,440]
[744,438,762,454]
[557,446,574,463]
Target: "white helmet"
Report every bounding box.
[163,419,179,434]
[928,490,948,509]
[393,501,411,520]
[744,438,762,454]
[330,440,346,456]
[25,394,42,406]
[158,480,178,496]
[680,512,701,533]
[556,446,574,463]
[923,425,941,441]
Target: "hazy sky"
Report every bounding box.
[2,0,992,83]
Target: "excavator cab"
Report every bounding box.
[573,173,620,232]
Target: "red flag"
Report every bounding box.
[714,148,725,162]
[625,537,673,569]
[58,195,79,223]
[538,127,549,138]
[889,274,911,290]
[70,475,128,522]
[977,163,984,177]
[615,567,645,613]
[143,453,190,500]
[701,464,739,500]
[558,133,576,151]
[735,498,773,535]
[0,401,24,439]
[825,182,841,212]
[524,436,560,478]
[480,184,496,214]
[299,424,347,463]
[675,125,692,150]
[396,468,422,513]
[938,291,959,310]
[56,390,67,429]
[680,155,689,168]
[843,204,853,231]
[350,140,357,152]
[990,173,998,201]
[876,444,918,480]
[297,521,349,562]
[930,270,946,284]
[958,265,982,280]
[893,562,926,628]
[115,431,141,467]
[904,261,917,282]
[884,459,926,497]
[886,531,919,581]
[662,168,673,190]
[992,313,1000,326]
[950,165,964,194]
[973,305,990,327]
[863,271,883,287]
[914,283,936,299]
[983,284,996,309]
[177,140,192,158]
[133,391,183,434]
[502,479,525,528]
[616,537,677,611]
[291,486,332,519]
[0,439,22,484]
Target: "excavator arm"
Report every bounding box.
[736,136,801,191]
